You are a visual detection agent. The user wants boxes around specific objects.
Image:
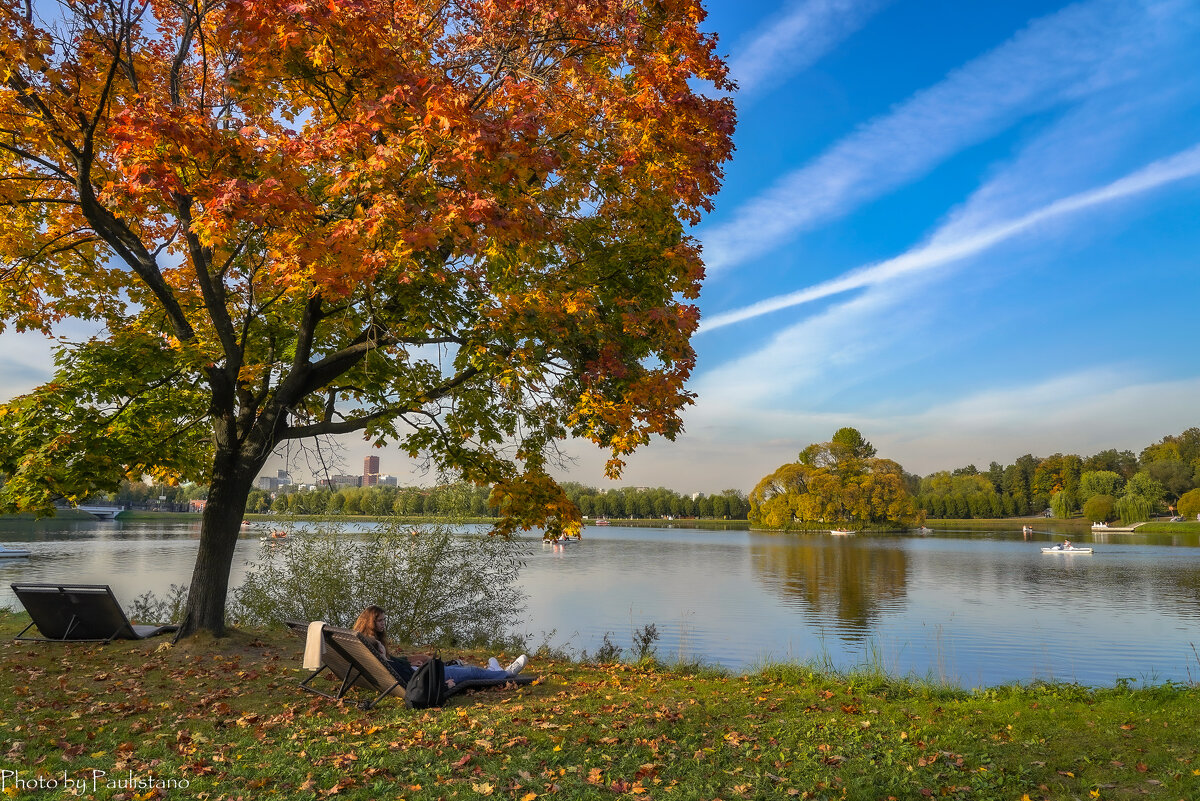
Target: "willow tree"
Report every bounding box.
[749,429,915,528]
[0,0,734,635]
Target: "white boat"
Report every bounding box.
[1041,546,1094,554]
[829,529,857,536]
[0,545,32,558]
[1091,522,1109,529]
[594,519,611,526]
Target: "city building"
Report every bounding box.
[255,469,292,492]
[318,474,362,489]
[363,455,381,486]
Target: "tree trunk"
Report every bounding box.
[179,448,257,637]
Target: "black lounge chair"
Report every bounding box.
[10,583,178,643]
[286,620,533,709]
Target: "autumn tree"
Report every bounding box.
[750,428,914,528]
[0,0,734,635]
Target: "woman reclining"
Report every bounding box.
[352,605,527,687]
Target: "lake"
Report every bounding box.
[3,519,1199,688]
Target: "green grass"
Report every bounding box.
[114,510,202,521]
[0,612,1197,800]
[594,518,751,530]
[0,509,96,522]
[1132,521,1200,534]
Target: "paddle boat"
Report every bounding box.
[1091,521,1109,530]
[1041,544,1094,554]
[0,545,32,558]
[829,528,857,536]
[1022,525,1034,535]
[594,518,611,526]
[260,530,289,543]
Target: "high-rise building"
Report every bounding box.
[363,455,381,486]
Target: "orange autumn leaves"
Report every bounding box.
[0,0,733,538]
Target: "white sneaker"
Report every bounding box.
[487,657,501,671]
[506,654,528,676]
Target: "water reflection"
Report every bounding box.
[5,520,1200,686]
[749,536,909,638]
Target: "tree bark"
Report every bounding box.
[180,446,258,637]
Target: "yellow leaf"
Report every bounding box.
[1090,791,1100,799]
[471,783,494,796]
[520,794,538,801]
[553,745,562,752]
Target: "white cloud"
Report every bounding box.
[701,0,1188,274]
[699,141,1200,334]
[727,0,891,100]
[874,373,1200,474]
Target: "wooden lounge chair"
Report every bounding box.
[284,620,373,699]
[286,620,534,709]
[10,583,178,643]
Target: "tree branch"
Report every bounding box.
[282,365,481,439]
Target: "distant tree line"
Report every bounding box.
[86,480,209,510]
[237,481,750,521]
[751,427,1200,528]
[913,428,1200,523]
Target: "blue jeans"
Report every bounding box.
[445,665,509,683]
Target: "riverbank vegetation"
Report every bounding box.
[1,613,1197,801]
[914,429,1200,525]
[751,427,1200,530]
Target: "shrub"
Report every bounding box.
[1178,488,1200,519]
[230,520,528,646]
[1081,494,1115,523]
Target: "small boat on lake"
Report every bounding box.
[594,519,610,526]
[0,545,32,558]
[829,529,857,536]
[1042,545,1094,554]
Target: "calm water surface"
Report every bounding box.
[3,520,1198,688]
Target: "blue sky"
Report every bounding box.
[579,0,1200,492]
[3,0,1199,494]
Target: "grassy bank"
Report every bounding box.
[249,514,750,530]
[0,613,1196,801]
[114,510,202,521]
[0,509,96,522]
[592,518,750,530]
